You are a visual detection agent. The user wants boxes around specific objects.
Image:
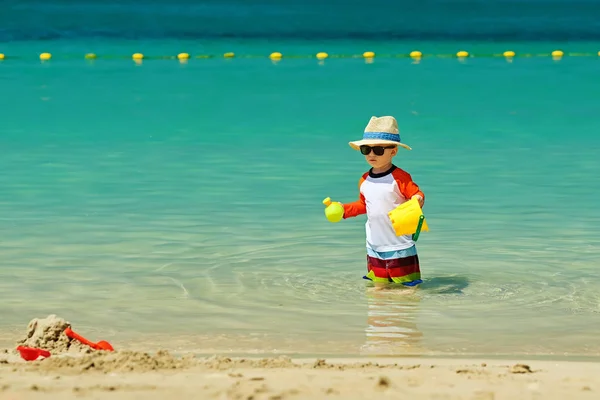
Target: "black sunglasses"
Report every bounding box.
[359,145,396,156]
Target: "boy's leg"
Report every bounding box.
[387,252,422,287]
[373,282,389,291]
[364,247,422,288]
[364,254,393,288]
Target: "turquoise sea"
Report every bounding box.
[2,1,600,360]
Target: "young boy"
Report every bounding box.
[341,116,425,288]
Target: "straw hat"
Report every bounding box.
[349,116,412,151]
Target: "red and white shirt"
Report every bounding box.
[343,165,425,252]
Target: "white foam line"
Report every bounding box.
[167,277,189,298]
[154,260,199,272]
[197,264,220,291]
[155,262,173,272]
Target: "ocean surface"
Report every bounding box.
[3,0,600,41]
[1,1,600,359]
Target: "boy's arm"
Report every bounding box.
[342,175,367,219]
[393,169,425,208]
[342,193,366,219]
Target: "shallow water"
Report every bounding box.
[1,37,600,359]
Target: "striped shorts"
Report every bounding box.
[363,245,422,286]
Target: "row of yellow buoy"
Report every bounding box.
[274,50,558,59]
[2,50,599,61]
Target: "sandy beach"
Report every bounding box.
[1,350,599,400]
[0,315,596,400]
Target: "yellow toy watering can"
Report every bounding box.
[322,197,344,223]
[388,198,429,241]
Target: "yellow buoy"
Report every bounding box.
[223,52,235,58]
[269,52,282,60]
[132,53,144,60]
[456,50,469,58]
[177,53,190,60]
[598,51,600,57]
[503,50,516,57]
[316,52,328,60]
[84,53,97,60]
[409,51,422,58]
[363,51,375,58]
[551,50,564,57]
[40,52,52,61]
[0,53,5,60]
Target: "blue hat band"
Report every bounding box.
[362,131,401,143]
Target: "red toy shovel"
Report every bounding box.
[64,327,114,351]
[16,346,51,361]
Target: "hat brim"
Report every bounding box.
[349,139,412,151]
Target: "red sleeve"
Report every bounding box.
[392,168,425,206]
[343,174,368,219]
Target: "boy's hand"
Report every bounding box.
[411,194,424,208]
